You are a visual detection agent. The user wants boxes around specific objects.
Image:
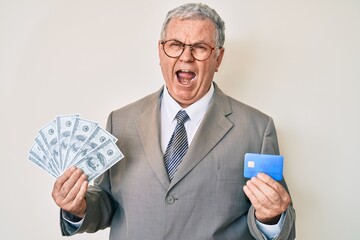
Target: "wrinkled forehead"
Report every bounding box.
[164,17,217,43]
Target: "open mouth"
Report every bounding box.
[176,70,196,85]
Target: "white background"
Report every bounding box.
[1,0,359,239]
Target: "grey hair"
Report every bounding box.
[160,3,225,48]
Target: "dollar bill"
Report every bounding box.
[28,154,58,178]
[31,137,60,176]
[56,114,79,170]
[39,120,61,171]
[64,118,98,168]
[70,125,117,167]
[74,139,124,182]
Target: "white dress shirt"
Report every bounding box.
[160,83,214,153]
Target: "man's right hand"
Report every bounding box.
[52,166,88,218]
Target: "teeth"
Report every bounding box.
[176,69,196,84]
[179,78,192,85]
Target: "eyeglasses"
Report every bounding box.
[160,40,220,61]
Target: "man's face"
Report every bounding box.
[158,18,224,108]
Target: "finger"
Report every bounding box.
[243,184,261,207]
[66,180,88,218]
[257,173,286,194]
[257,173,291,203]
[244,179,271,209]
[253,174,291,217]
[59,168,85,200]
[250,176,281,207]
[61,172,88,205]
[74,180,88,204]
[52,166,77,201]
[257,173,278,187]
[244,181,283,224]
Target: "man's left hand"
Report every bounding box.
[243,173,291,224]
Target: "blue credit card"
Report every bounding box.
[244,153,284,180]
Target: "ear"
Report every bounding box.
[215,47,225,72]
[158,40,162,55]
[158,40,164,65]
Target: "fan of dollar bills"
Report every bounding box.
[28,114,124,181]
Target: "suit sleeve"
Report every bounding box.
[247,117,296,240]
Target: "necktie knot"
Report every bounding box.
[175,110,189,125]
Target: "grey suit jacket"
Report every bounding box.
[61,83,295,239]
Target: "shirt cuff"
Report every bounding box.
[255,213,285,239]
[61,210,84,228]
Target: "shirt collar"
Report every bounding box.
[162,83,214,125]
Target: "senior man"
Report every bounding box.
[52,3,296,239]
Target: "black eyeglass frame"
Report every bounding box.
[160,39,221,61]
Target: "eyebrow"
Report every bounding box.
[166,39,213,45]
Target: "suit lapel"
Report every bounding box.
[170,85,234,188]
[136,88,171,189]
[135,85,234,190]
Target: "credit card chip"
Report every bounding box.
[248,161,255,168]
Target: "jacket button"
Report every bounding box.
[166,195,175,204]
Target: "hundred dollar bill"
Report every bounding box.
[39,119,61,170]
[56,114,79,170]
[75,139,124,182]
[28,154,58,178]
[30,137,60,176]
[64,118,98,168]
[70,126,117,166]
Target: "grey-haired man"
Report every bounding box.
[52,3,296,239]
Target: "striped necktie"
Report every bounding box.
[164,110,189,180]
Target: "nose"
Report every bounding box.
[179,45,195,62]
